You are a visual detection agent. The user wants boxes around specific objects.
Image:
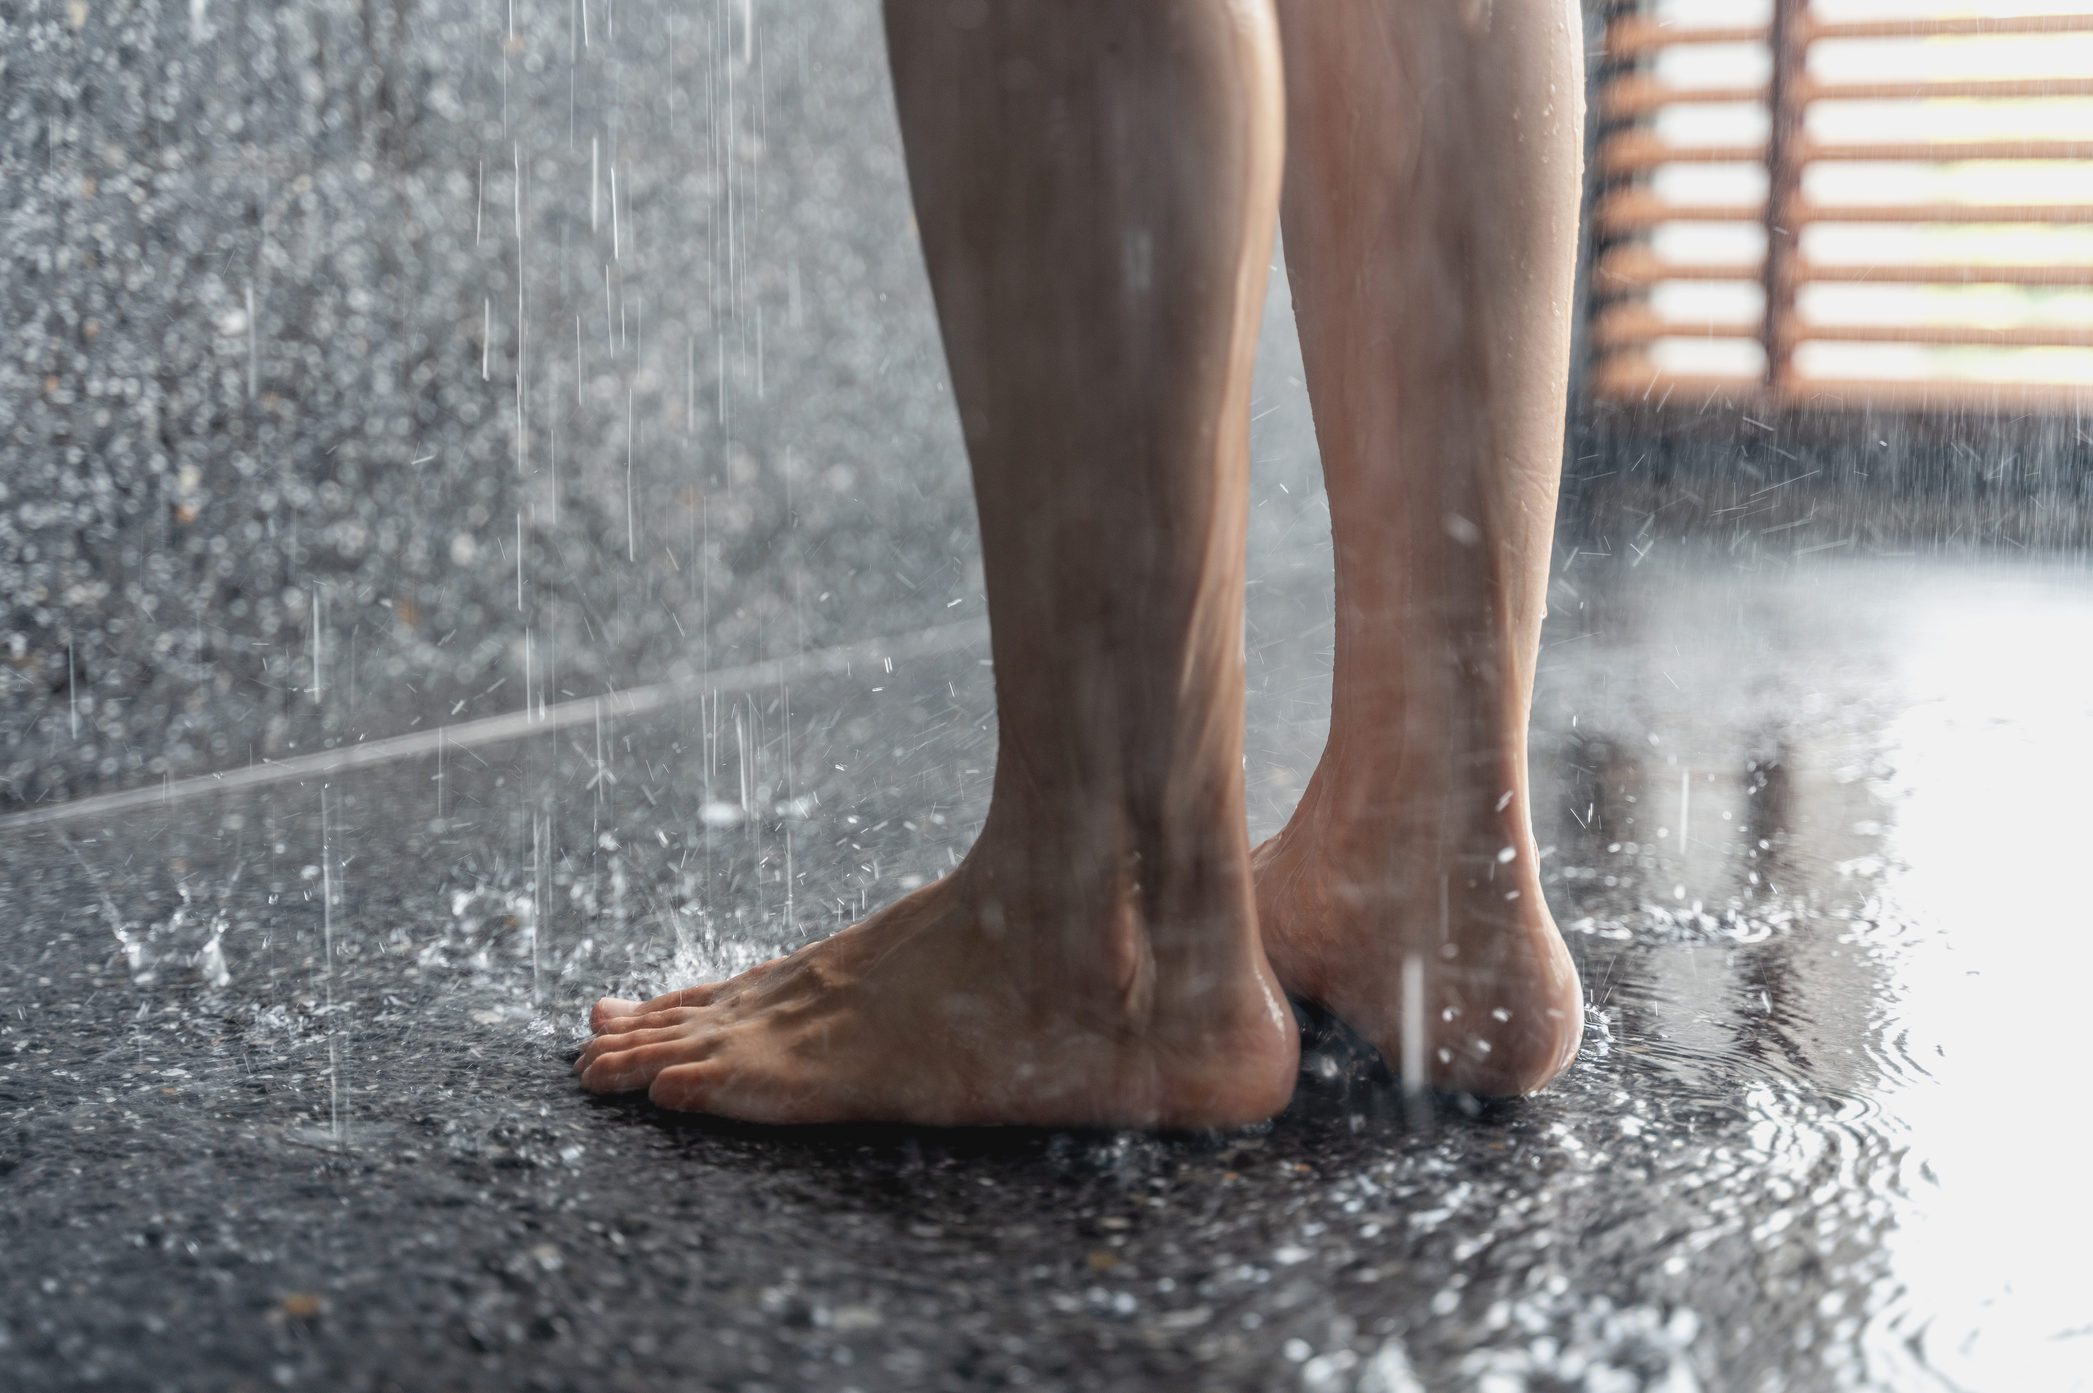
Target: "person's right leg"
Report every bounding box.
[1257,0,1587,1096]
[576,0,1295,1127]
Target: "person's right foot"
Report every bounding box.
[1252,756,1583,1097]
[576,818,1299,1129]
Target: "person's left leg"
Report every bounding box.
[577,0,1295,1128]
[1254,0,1587,1096]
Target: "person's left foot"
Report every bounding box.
[1252,755,1584,1098]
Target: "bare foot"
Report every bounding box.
[577,840,1299,1129]
[1253,761,1583,1098]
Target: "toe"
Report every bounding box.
[591,1006,702,1038]
[574,1021,713,1073]
[591,984,722,1031]
[580,1039,714,1094]
[573,1033,621,1073]
[635,983,726,1014]
[650,1048,829,1124]
[646,1060,728,1113]
[587,1023,705,1055]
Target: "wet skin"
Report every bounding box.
[580,0,1586,1126]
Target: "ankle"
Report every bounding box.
[972,783,1252,891]
[1297,743,1535,854]
[960,793,1264,1013]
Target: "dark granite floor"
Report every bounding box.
[4,550,2089,1393]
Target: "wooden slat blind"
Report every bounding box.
[1587,1,2093,410]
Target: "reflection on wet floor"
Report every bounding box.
[2,552,2089,1391]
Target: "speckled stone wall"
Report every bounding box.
[0,0,1330,808]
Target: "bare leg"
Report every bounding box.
[579,0,1296,1127]
[1256,0,1586,1095]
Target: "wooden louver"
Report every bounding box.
[1586,2,2093,411]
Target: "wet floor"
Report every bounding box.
[3,550,2089,1393]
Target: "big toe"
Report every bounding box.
[647,1060,730,1114]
